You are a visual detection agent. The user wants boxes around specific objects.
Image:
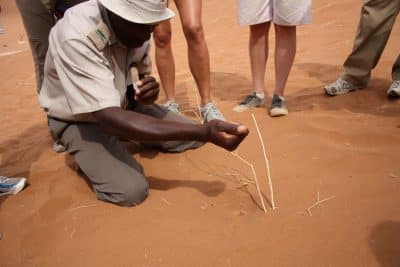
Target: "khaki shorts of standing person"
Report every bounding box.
[238,0,312,26]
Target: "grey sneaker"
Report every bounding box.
[200,102,225,122]
[162,101,180,114]
[233,92,265,112]
[0,176,27,196]
[270,95,288,117]
[324,77,361,96]
[387,80,400,99]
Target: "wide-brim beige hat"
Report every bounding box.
[99,0,175,25]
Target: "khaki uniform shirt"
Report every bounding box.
[41,0,82,12]
[39,0,152,122]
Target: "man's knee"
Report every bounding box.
[97,178,149,207]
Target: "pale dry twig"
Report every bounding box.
[251,113,276,210]
[307,192,336,216]
[230,151,267,213]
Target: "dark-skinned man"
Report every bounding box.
[39,0,249,207]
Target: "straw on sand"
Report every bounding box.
[251,113,276,210]
[231,151,267,213]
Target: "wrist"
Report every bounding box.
[197,123,210,142]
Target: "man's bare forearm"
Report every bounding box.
[93,107,208,142]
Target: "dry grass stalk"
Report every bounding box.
[192,86,203,123]
[251,113,276,210]
[69,204,96,212]
[231,151,267,213]
[161,198,172,206]
[307,192,336,216]
[181,109,202,122]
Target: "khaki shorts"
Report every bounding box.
[238,0,312,26]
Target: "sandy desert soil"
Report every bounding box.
[0,0,399,266]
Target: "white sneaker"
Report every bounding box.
[270,95,288,117]
[387,80,400,99]
[0,176,27,196]
[324,77,361,96]
[162,101,180,114]
[200,102,225,122]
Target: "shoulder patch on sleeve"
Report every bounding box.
[87,22,111,51]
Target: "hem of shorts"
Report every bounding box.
[239,18,312,27]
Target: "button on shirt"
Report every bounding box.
[39,0,152,122]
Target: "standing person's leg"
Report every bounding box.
[274,25,296,97]
[387,55,400,98]
[16,0,55,92]
[251,23,270,95]
[153,17,180,113]
[16,0,66,152]
[0,4,4,34]
[269,0,311,116]
[233,22,270,112]
[392,55,400,81]
[325,0,400,95]
[48,119,149,206]
[270,25,296,116]
[174,0,224,122]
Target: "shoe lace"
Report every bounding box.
[203,103,221,117]
[337,79,354,90]
[240,94,257,105]
[164,101,176,108]
[271,95,283,109]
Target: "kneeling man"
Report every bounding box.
[39,0,249,206]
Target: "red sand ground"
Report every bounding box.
[0,0,400,266]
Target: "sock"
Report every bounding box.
[255,92,265,99]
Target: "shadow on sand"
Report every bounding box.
[370,220,400,267]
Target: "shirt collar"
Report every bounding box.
[98,2,117,45]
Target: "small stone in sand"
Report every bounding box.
[232,210,247,216]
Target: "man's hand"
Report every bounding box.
[205,120,249,151]
[134,76,160,105]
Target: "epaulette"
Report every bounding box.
[87,21,111,51]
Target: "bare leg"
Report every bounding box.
[249,22,271,94]
[153,20,176,102]
[174,0,211,106]
[274,25,296,97]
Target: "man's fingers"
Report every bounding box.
[136,82,159,96]
[237,125,249,134]
[138,87,159,100]
[135,76,156,88]
[218,121,249,136]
